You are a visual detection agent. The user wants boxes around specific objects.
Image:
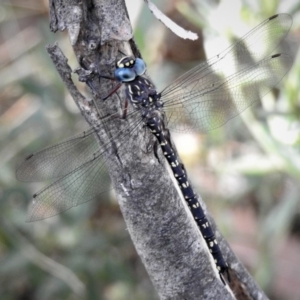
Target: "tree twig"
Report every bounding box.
[144,0,198,40]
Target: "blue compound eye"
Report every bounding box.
[133,58,146,75]
[114,68,136,82]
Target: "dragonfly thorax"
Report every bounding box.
[125,76,162,110]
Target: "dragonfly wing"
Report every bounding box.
[161,14,292,103]
[27,153,111,221]
[16,106,143,183]
[26,115,148,221]
[16,127,100,182]
[163,54,292,132]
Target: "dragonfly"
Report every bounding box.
[16,14,293,283]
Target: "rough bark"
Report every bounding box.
[47,0,268,299]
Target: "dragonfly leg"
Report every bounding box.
[101,83,122,101]
[75,65,122,101]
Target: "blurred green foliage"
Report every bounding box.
[1,0,300,299]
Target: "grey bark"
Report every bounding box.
[47,0,268,299]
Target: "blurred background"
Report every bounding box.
[1,0,300,299]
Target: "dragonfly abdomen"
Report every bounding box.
[146,112,229,281]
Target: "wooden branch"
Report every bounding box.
[47,0,268,299]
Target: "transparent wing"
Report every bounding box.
[161,14,291,100]
[16,108,141,182]
[28,152,110,221]
[16,127,99,182]
[24,114,146,221]
[160,14,292,132]
[163,54,292,132]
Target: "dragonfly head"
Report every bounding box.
[114,56,146,82]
